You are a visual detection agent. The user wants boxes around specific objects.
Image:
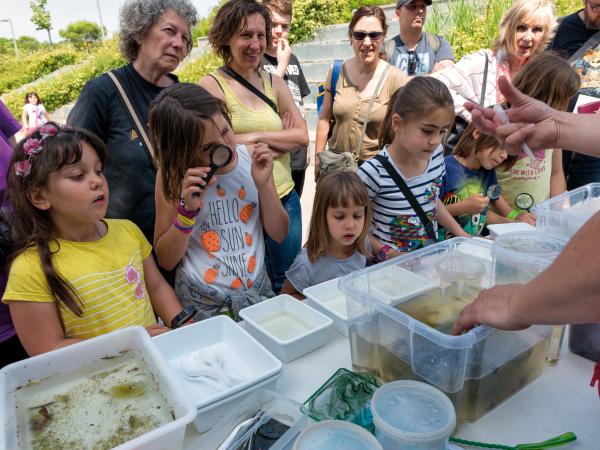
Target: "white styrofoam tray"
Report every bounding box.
[303,277,349,337]
[0,326,195,450]
[239,295,333,363]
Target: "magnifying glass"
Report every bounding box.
[193,144,233,197]
[515,192,534,211]
[486,184,502,201]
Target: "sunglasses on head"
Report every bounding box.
[351,31,384,41]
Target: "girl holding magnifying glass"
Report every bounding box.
[149,83,289,321]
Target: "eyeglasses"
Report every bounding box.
[407,51,418,75]
[351,31,384,41]
[589,0,600,11]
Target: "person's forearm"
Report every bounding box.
[28,337,83,357]
[149,284,182,327]
[556,112,600,158]
[436,200,468,236]
[445,201,468,217]
[493,196,513,217]
[236,127,308,152]
[486,209,511,224]
[155,224,191,271]
[513,211,600,324]
[314,118,331,155]
[258,181,289,243]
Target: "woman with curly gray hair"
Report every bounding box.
[67,0,197,249]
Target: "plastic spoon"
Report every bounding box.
[493,104,537,160]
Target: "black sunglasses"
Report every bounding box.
[351,31,384,41]
[407,51,418,75]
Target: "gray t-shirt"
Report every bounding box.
[386,33,454,76]
[286,247,367,294]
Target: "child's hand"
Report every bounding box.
[516,211,536,226]
[250,143,274,188]
[464,194,490,214]
[181,167,216,210]
[146,323,171,337]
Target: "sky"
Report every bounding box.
[0,0,221,43]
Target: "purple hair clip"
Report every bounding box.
[14,123,60,177]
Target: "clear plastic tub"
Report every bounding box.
[293,420,383,450]
[533,182,600,238]
[304,278,350,337]
[491,231,568,365]
[0,326,195,450]
[370,380,456,450]
[338,238,553,423]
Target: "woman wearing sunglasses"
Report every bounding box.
[314,6,408,177]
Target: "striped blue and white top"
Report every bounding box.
[358,145,445,252]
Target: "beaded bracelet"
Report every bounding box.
[177,199,201,219]
[173,216,193,234]
[507,209,521,220]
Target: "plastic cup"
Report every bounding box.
[292,419,383,450]
[370,380,456,450]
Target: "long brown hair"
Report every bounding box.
[306,171,371,262]
[452,119,516,169]
[379,76,454,147]
[7,122,108,316]
[149,83,232,203]
[511,52,580,111]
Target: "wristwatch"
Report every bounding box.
[377,245,392,262]
[171,306,197,329]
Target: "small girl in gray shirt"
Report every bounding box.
[282,172,372,299]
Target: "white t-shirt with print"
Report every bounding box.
[23,103,47,129]
[181,145,265,293]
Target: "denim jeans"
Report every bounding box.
[264,189,302,294]
[564,151,600,190]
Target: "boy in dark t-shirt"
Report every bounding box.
[260,0,311,197]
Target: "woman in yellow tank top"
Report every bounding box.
[198,0,308,293]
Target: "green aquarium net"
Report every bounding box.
[300,368,380,432]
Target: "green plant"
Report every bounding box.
[30,0,53,44]
[59,20,104,50]
[175,51,222,83]
[2,39,125,117]
[0,48,83,94]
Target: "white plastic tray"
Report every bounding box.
[303,278,349,337]
[487,222,535,239]
[0,326,195,450]
[240,295,333,363]
[368,265,436,305]
[152,316,282,412]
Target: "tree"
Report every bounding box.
[17,36,41,52]
[59,21,104,49]
[30,0,53,44]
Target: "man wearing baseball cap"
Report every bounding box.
[383,0,455,76]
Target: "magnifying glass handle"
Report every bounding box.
[192,164,218,198]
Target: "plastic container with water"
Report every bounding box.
[491,231,568,365]
[339,238,553,423]
[292,420,383,450]
[371,380,456,450]
[534,184,600,363]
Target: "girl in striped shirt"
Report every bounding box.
[358,77,469,262]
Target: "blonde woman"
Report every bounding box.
[432,0,556,120]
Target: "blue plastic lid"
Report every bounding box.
[371,380,456,442]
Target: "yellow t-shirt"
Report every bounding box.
[2,219,156,339]
[211,69,294,198]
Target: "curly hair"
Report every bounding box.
[119,0,197,62]
[208,0,272,66]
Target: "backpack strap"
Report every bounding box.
[567,29,600,65]
[106,70,156,170]
[425,32,440,54]
[330,59,343,103]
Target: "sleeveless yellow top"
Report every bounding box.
[211,69,294,198]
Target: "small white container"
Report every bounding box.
[371,381,456,450]
[368,265,436,305]
[293,420,383,450]
[152,315,283,433]
[487,222,535,239]
[303,278,349,337]
[240,295,333,363]
[0,326,195,450]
